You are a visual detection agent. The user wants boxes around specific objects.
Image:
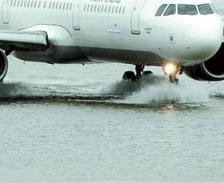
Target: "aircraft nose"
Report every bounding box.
[185,15,223,61]
[198,17,222,59]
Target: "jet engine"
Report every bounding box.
[184,44,224,81]
[0,50,8,81]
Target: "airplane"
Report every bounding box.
[0,0,223,83]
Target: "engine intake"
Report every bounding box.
[0,50,8,81]
[184,43,224,81]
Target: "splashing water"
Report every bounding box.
[124,80,209,104]
[103,75,218,104]
[0,82,32,97]
[1,71,224,105]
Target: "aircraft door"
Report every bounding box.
[131,0,145,35]
[73,0,81,31]
[2,0,9,24]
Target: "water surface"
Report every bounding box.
[0,59,224,183]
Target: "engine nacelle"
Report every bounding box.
[0,50,8,81]
[184,44,224,81]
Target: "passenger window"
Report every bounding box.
[34,1,37,8]
[178,4,198,15]
[104,5,108,13]
[60,2,63,10]
[49,2,52,9]
[119,6,122,14]
[28,0,31,7]
[20,0,23,7]
[122,7,126,14]
[55,2,58,9]
[16,0,20,7]
[94,4,97,12]
[86,4,90,12]
[13,0,17,7]
[164,4,176,16]
[27,0,30,7]
[112,6,115,13]
[65,3,69,10]
[115,6,118,14]
[91,4,94,12]
[62,3,66,10]
[30,1,33,7]
[52,2,55,9]
[155,4,167,16]
[24,0,27,7]
[23,0,27,8]
[38,1,41,8]
[83,4,87,11]
[101,5,104,12]
[23,0,25,7]
[97,5,101,13]
[108,6,111,13]
[198,4,214,15]
[58,2,62,9]
[43,1,47,8]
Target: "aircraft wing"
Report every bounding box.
[0,30,48,52]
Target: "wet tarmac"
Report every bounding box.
[1,58,224,182]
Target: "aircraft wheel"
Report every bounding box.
[122,71,136,81]
[169,75,179,84]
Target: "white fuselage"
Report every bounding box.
[0,0,223,66]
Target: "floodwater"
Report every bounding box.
[1,57,224,183]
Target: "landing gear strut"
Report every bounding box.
[162,63,183,83]
[135,65,145,79]
[122,65,153,81]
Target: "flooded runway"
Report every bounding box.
[1,58,224,182]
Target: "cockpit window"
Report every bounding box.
[178,4,198,15]
[164,4,176,16]
[155,4,167,16]
[198,4,214,15]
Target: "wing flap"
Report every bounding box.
[0,30,48,51]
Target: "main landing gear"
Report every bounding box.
[122,65,153,81]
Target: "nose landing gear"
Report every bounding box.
[162,63,183,83]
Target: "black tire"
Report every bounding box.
[0,51,8,82]
[122,71,136,81]
[169,75,179,84]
